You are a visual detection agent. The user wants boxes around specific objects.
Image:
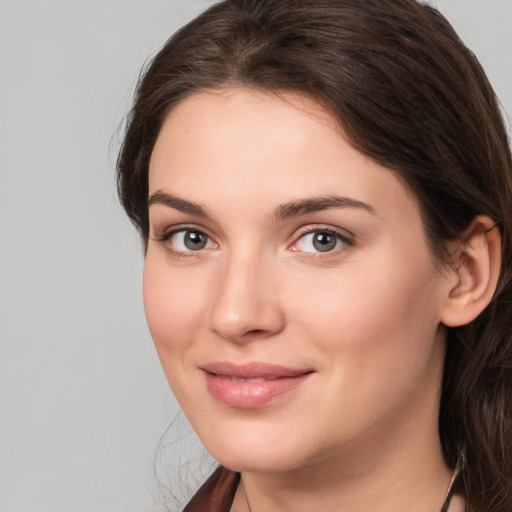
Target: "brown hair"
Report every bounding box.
[117,0,512,510]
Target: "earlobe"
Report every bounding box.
[440,216,501,327]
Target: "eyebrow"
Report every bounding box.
[271,196,377,220]
[148,190,210,218]
[148,191,376,221]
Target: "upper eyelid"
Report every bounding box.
[152,223,215,240]
[292,223,355,240]
[160,224,354,239]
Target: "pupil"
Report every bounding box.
[313,232,336,252]
[185,231,207,250]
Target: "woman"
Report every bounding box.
[117,0,512,511]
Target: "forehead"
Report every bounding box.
[148,88,421,226]
[150,88,340,183]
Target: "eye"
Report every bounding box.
[163,229,217,252]
[291,229,352,254]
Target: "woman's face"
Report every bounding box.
[144,89,450,473]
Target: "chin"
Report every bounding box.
[197,426,314,474]
[213,449,304,474]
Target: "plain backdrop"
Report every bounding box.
[0,1,510,511]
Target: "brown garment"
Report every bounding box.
[182,467,239,512]
[182,465,465,512]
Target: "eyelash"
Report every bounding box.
[290,226,355,256]
[152,224,355,259]
[152,225,217,259]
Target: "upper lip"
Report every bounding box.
[201,362,313,380]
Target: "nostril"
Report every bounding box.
[244,329,266,337]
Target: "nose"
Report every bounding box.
[208,252,285,343]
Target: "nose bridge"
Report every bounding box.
[208,244,284,342]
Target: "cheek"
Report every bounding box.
[287,247,442,382]
[142,256,206,358]
[287,256,443,442]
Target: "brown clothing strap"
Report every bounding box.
[182,466,239,512]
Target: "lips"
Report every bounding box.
[201,362,314,409]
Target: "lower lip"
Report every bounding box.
[204,372,312,409]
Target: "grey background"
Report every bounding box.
[0,1,510,511]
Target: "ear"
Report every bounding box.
[440,215,501,327]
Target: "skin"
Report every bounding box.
[144,89,458,512]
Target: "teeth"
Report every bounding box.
[231,377,266,383]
